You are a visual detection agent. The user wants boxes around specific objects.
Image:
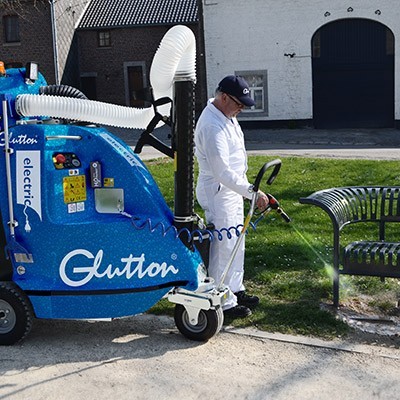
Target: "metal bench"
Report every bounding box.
[299,186,400,307]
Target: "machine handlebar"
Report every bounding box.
[253,159,282,192]
[252,160,291,223]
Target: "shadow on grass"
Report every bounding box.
[227,300,349,339]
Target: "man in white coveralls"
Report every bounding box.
[195,75,269,318]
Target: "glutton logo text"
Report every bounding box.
[60,249,179,287]
[0,132,38,146]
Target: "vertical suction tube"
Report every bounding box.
[15,25,196,130]
[173,79,196,248]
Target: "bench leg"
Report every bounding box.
[333,234,340,307]
[333,277,339,307]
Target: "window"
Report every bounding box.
[3,15,20,43]
[98,30,111,47]
[235,70,268,115]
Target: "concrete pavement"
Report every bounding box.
[2,314,400,400]
[244,128,400,160]
[110,127,400,160]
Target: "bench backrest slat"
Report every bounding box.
[300,186,400,230]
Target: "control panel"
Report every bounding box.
[52,152,81,169]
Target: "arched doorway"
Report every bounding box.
[312,19,394,129]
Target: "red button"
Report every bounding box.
[55,154,66,164]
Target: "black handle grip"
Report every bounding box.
[253,159,282,192]
[134,135,146,154]
[276,208,291,223]
[133,102,173,157]
[134,132,174,158]
[266,194,291,223]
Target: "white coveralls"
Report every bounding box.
[195,102,253,309]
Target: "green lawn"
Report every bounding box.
[146,156,400,339]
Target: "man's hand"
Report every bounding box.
[256,190,269,210]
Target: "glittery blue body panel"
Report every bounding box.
[0,69,201,319]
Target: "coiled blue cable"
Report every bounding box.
[122,211,264,243]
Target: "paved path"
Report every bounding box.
[2,315,400,400]
[120,127,400,160]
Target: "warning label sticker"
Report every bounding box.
[63,175,87,204]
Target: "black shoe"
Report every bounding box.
[223,305,252,318]
[234,291,260,307]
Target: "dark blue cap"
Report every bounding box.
[217,75,255,107]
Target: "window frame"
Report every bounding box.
[235,69,268,116]
[97,30,111,48]
[3,14,20,44]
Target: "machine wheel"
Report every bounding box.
[0,282,34,345]
[174,304,223,342]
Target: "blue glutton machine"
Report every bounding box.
[0,27,229,345]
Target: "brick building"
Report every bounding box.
[0,0,90,86]
[0,0,205,114]
[202,0,399,129]
[76,0,206,113]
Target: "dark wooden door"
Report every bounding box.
[127,65,145,108]
[312,19,394,128]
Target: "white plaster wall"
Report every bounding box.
[202,0,400,121]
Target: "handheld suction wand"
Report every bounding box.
[217,159,290,289]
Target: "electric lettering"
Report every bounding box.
[23,157,34,206]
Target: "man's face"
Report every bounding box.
[223,93,245,118]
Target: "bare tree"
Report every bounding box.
[0,0,47,14]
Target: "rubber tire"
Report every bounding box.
[174,304,223,342]
[0,282,34,345]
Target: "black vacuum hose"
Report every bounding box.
[39,85,88,100]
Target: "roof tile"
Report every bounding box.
[78,0,198,29]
